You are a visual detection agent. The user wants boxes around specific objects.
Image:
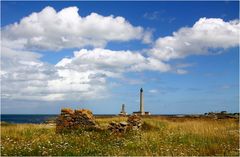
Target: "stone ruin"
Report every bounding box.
[56,108,143,134]
[56,108,98,133]
[107,115,142,133]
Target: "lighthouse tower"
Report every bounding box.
[133,88,150,115]
[119,104,127,116]
[140,88,144,115]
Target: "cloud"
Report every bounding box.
[220,84,237,90]
[1,47,109,101]
[2,6,151,51]
[176,69,188,75]
[119,77,144,85]
[1,47,59,101]
[56,48,171,74]
[143,11,161,20]
[150,18,239,61]
[143,11,176,24]
[1,47,172,101]
[2,15,239,102]
[142,29,153,44]
[175,63,195,68]
[149,89,158,93]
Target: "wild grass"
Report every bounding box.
[1,117,239,156]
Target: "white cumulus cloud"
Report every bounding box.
[150,18,240,61]
[1,47,172,101]
[2,6,151,51]
[1,14,239,102]
[1,47,109,101]
[56,48,171,74]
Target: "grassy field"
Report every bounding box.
[1,117,239,156]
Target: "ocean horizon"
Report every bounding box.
[0,114,193,124]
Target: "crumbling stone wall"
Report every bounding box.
[107,115,142,133]
[127,115,142,128]
[56,108,143,134]
[56,108,98,133]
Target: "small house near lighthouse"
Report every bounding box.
[133,88,151,115]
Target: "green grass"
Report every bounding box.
[1,117,239,156]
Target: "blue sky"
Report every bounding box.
[1,1,239,114]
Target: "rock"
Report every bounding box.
[107,115,143,133]
[56,108,98,133]
[108,122,127,133]
[75,109,93,119]
[61,108,74,115]
[132,126,139,130]
[127,115,142,128]
[110,121,117,126]
[120,121,128,126]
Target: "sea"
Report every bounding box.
[1,114,58,124]
[1,114,183,124]
[0,114,116,124]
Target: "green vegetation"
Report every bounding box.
[1,117,239,156]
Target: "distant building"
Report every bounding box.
[220,111,227,114]
[133,88,150,115]
[119,104,127,116]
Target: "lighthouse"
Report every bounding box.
[140,88,144,115]
[119,104,127,116]
[133,88,150,115]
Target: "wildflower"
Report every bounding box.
[42,151,48,156]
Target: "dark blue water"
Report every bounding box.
[1,114,57,124]
[1,114,183,124]
[0,114,116,124]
